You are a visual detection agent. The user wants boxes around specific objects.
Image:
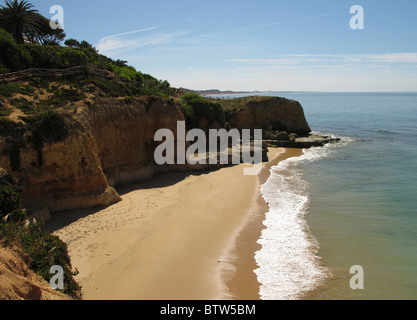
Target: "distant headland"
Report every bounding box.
[179,88,252,96]
[179,88,315,96]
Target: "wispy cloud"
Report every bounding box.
[227,53,417,67]
[365,53,417,63]
[99,27,159,41]
[96,27,191,54]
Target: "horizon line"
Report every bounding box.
[187,89,417,94]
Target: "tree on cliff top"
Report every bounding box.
[31,13,66,45]
[0,0,65,45]
[0,0,40,44]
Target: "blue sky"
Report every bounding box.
[29,0,417,91]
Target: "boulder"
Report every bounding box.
[275,131,290,141]
[262,130,276,140]
[289,133,297,142]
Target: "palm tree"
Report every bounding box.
[0,0,41,44]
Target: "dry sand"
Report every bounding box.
[51,147,302,300]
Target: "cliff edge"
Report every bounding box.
[222,96,311,134]
[0,71,312,213]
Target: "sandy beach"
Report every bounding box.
[50,147,302,300]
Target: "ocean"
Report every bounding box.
[215,92,417,300]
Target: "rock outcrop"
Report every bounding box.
[228,97,311,135]
[264,134,341,148]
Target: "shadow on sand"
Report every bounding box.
[45,167,229,233]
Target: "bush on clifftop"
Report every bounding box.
[0,169,82,300]
[181,93,225,130]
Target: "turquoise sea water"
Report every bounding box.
[286,92,417,300]
[215,92,417,300]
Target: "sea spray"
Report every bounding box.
[254,143,345,300]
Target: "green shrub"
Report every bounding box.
[0,219,82,299]
[23,111,69,166]
[0,29,18,71]
[0,83,21,98]
[224,121,232,131]
[59,87,85,103]
[0,83,35,98]
[0,102,12,117]
[181,92,202,103]
[140,73,176,97]
[30,110,68,140]
[181,103,198,131]
[111,65,137,80]
[90,76,141,97]
[36,87,85,113]
[0,61,10,73]
[0,185,20,217]
[0,38,177,99]
[20,223,81,299]
[181,93,225,129]
[0,173,82,299]
[18,84,36,95]
[0,28,14,46]
[11,97,34,115]
[24,45,87,69]
[0,31,33,71]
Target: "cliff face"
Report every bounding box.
[228,97,311,134]
[4,127,119,212]
[0,95,311,213]
[0,97,187,212]
[84,97,185,187]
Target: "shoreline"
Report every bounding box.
[50,148,302,300]
[225,147,304,300]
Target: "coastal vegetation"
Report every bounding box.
[181,93,225,130]
[0,169,82,299]
[0,0,65,45]
[0,0,93,299]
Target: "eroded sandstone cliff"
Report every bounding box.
[0,89,311,213]
[227,96,311,134]
[1,96,188,212]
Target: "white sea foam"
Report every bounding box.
[254,146,339,300]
